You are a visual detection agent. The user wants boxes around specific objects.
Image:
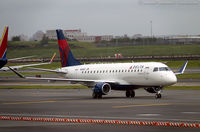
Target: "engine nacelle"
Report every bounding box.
[93,82,111,95]
[144,87,160,93]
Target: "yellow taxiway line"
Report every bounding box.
[3,100,57,105]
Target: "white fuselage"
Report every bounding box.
[57,62,177,87]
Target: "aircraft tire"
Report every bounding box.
[130,90,135,98]
[126,91,131,97]
[155,93,161,99]
[97,94,102,99]
[92,92,98,99]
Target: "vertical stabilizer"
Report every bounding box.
[56,29,81,67]
[0,26,8,60]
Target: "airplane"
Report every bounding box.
[0,26,56,71]
[9,29,188,99]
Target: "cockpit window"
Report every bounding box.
[153,67,158,72]
[159,67,171,71]
[153,67,171,72]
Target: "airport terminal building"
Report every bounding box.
[46,29,113,42]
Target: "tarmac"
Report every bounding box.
[0,89,200,132]
[0,68,200,131]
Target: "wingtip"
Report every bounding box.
[8,66,25,78]
[49,53,56,64]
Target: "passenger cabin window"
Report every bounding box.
[153,67,158,72]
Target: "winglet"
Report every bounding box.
[175,60,188,75]
[8,66,25,78]
[49,53,56,64]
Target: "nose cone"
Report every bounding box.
[166,73,177,85]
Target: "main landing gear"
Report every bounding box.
[126,90,135,98]
[92,92,102,99]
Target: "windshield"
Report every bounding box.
[159,67,171,71]
[153,67,171,72]
[153,67,158,72]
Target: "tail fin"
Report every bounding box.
[0,26,8,60]
[56,29,81,67]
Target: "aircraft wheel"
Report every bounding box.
[126,91,131,97]
[130,90,135,98]
[155,93,161,99]
[92,92,98,99]
[97,94,102,99]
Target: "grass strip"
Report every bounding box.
[176,73,200,79]
[0,85,88,89]
[0,72,56,76]
[165,86,200,90]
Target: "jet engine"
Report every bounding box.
[93,82,111,95]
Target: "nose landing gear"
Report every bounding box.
[144,87,162,99]
[126,90,135,98]
[155,89,162,99]
[155,93,162,99]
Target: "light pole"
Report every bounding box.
[150,21,153,38]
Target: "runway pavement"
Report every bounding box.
[0,89,200,131]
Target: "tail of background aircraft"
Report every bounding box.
[0,26,8,60]
[56,29,81,67]
[0,26,8,68]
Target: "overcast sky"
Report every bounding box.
[0,0,200,38]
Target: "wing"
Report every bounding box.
[0,53,56,71]
[27,67,66,74]
[8,66,117,84]
[8,56,35,61]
